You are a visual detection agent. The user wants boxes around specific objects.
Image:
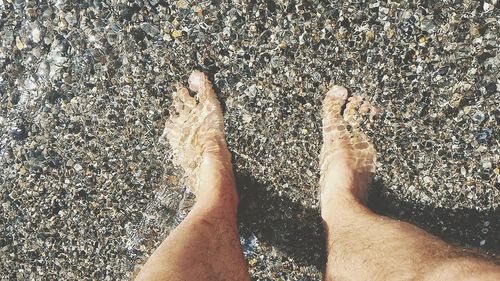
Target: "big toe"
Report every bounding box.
[177,86,196,109]
[322,85,349,134]
[323,85,348,116]
[188,71,217,102]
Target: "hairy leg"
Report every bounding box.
[319,86,500,281]
[135,71,250,281]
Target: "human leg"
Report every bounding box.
[135,71,250,281]
[319,86,500,281]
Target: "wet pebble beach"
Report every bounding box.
[1,0,499,279]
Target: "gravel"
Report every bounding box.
[1,0,499,279]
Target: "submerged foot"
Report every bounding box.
[319,86,379,213]
[161,71,234,198]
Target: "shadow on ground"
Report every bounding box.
[236,174,500,271]
[237,173,326,270]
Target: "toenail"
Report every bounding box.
[327,86,347,98]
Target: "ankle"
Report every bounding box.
[192,190,239,221]
[321,191,371,224]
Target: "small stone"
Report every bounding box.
[365,29,375,41]
[26,7,37,17]
[171,19,180,28]
[482,161,492,170]
[450,93,462,108]
[242,114,252,123]
[248,259,257,267]
[463,106,471,114]
[166,175,178,183]
[176,0,189,9]
[74,164,83,172]
[483,2,493,12]
[460,167,466,176]
[19,166,28,176]
[44,36,53,45]
[418,35,427,45]
[10,126,27,140]
[194,6,203,17]
[65,13,78,26]
[141,23,160,37]
[107,31,118,45]
[476,129,492,141]
[66,159,74,167]
[171,30,183,38]
[37,61,50,78]
[31,26,42,43]
[386,28,396,38]
[485,83,497,93]
[479,240,486,246]
[470,26,480,37]
[2,30,14,47]
[420,18,436,32]
[249,24,257,33]
[472,111,485,123]
[484,221,490,227]
[24,76,38,91]
[15,37,25,50]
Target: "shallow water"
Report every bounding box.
[1,0,499,279]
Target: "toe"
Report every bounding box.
[359,100,371,117]
[322,85,348,130]
[161,120,179,144]
[172,91,186,114]
[172,87,198,118]
[188,70,206,92]
[369,105,381,122]
[323,85,348,116]
[188,71,217,103]
[343,96,363,126]
[358,100,381,123]
[177,87,196,109]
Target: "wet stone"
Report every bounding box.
[485,83,497,94]
[472,111,486,123]
[140,23,160,38]
[10,126,28,141]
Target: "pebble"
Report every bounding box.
[176,0,189,9]
[15,37,25,50]
[171,30,183,38]
[141,23,160,37]
[74,164,83,172]
[483,2,493,12]
[485,83,497,93]
[19,166,28,176]
[472,111,486,123]
[65,13,78,26]
[31,27,42,43]
[2,30,14,47]
[482,161,492,170]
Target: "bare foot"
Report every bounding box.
[161,71,234,201]
[319,86,379,214]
